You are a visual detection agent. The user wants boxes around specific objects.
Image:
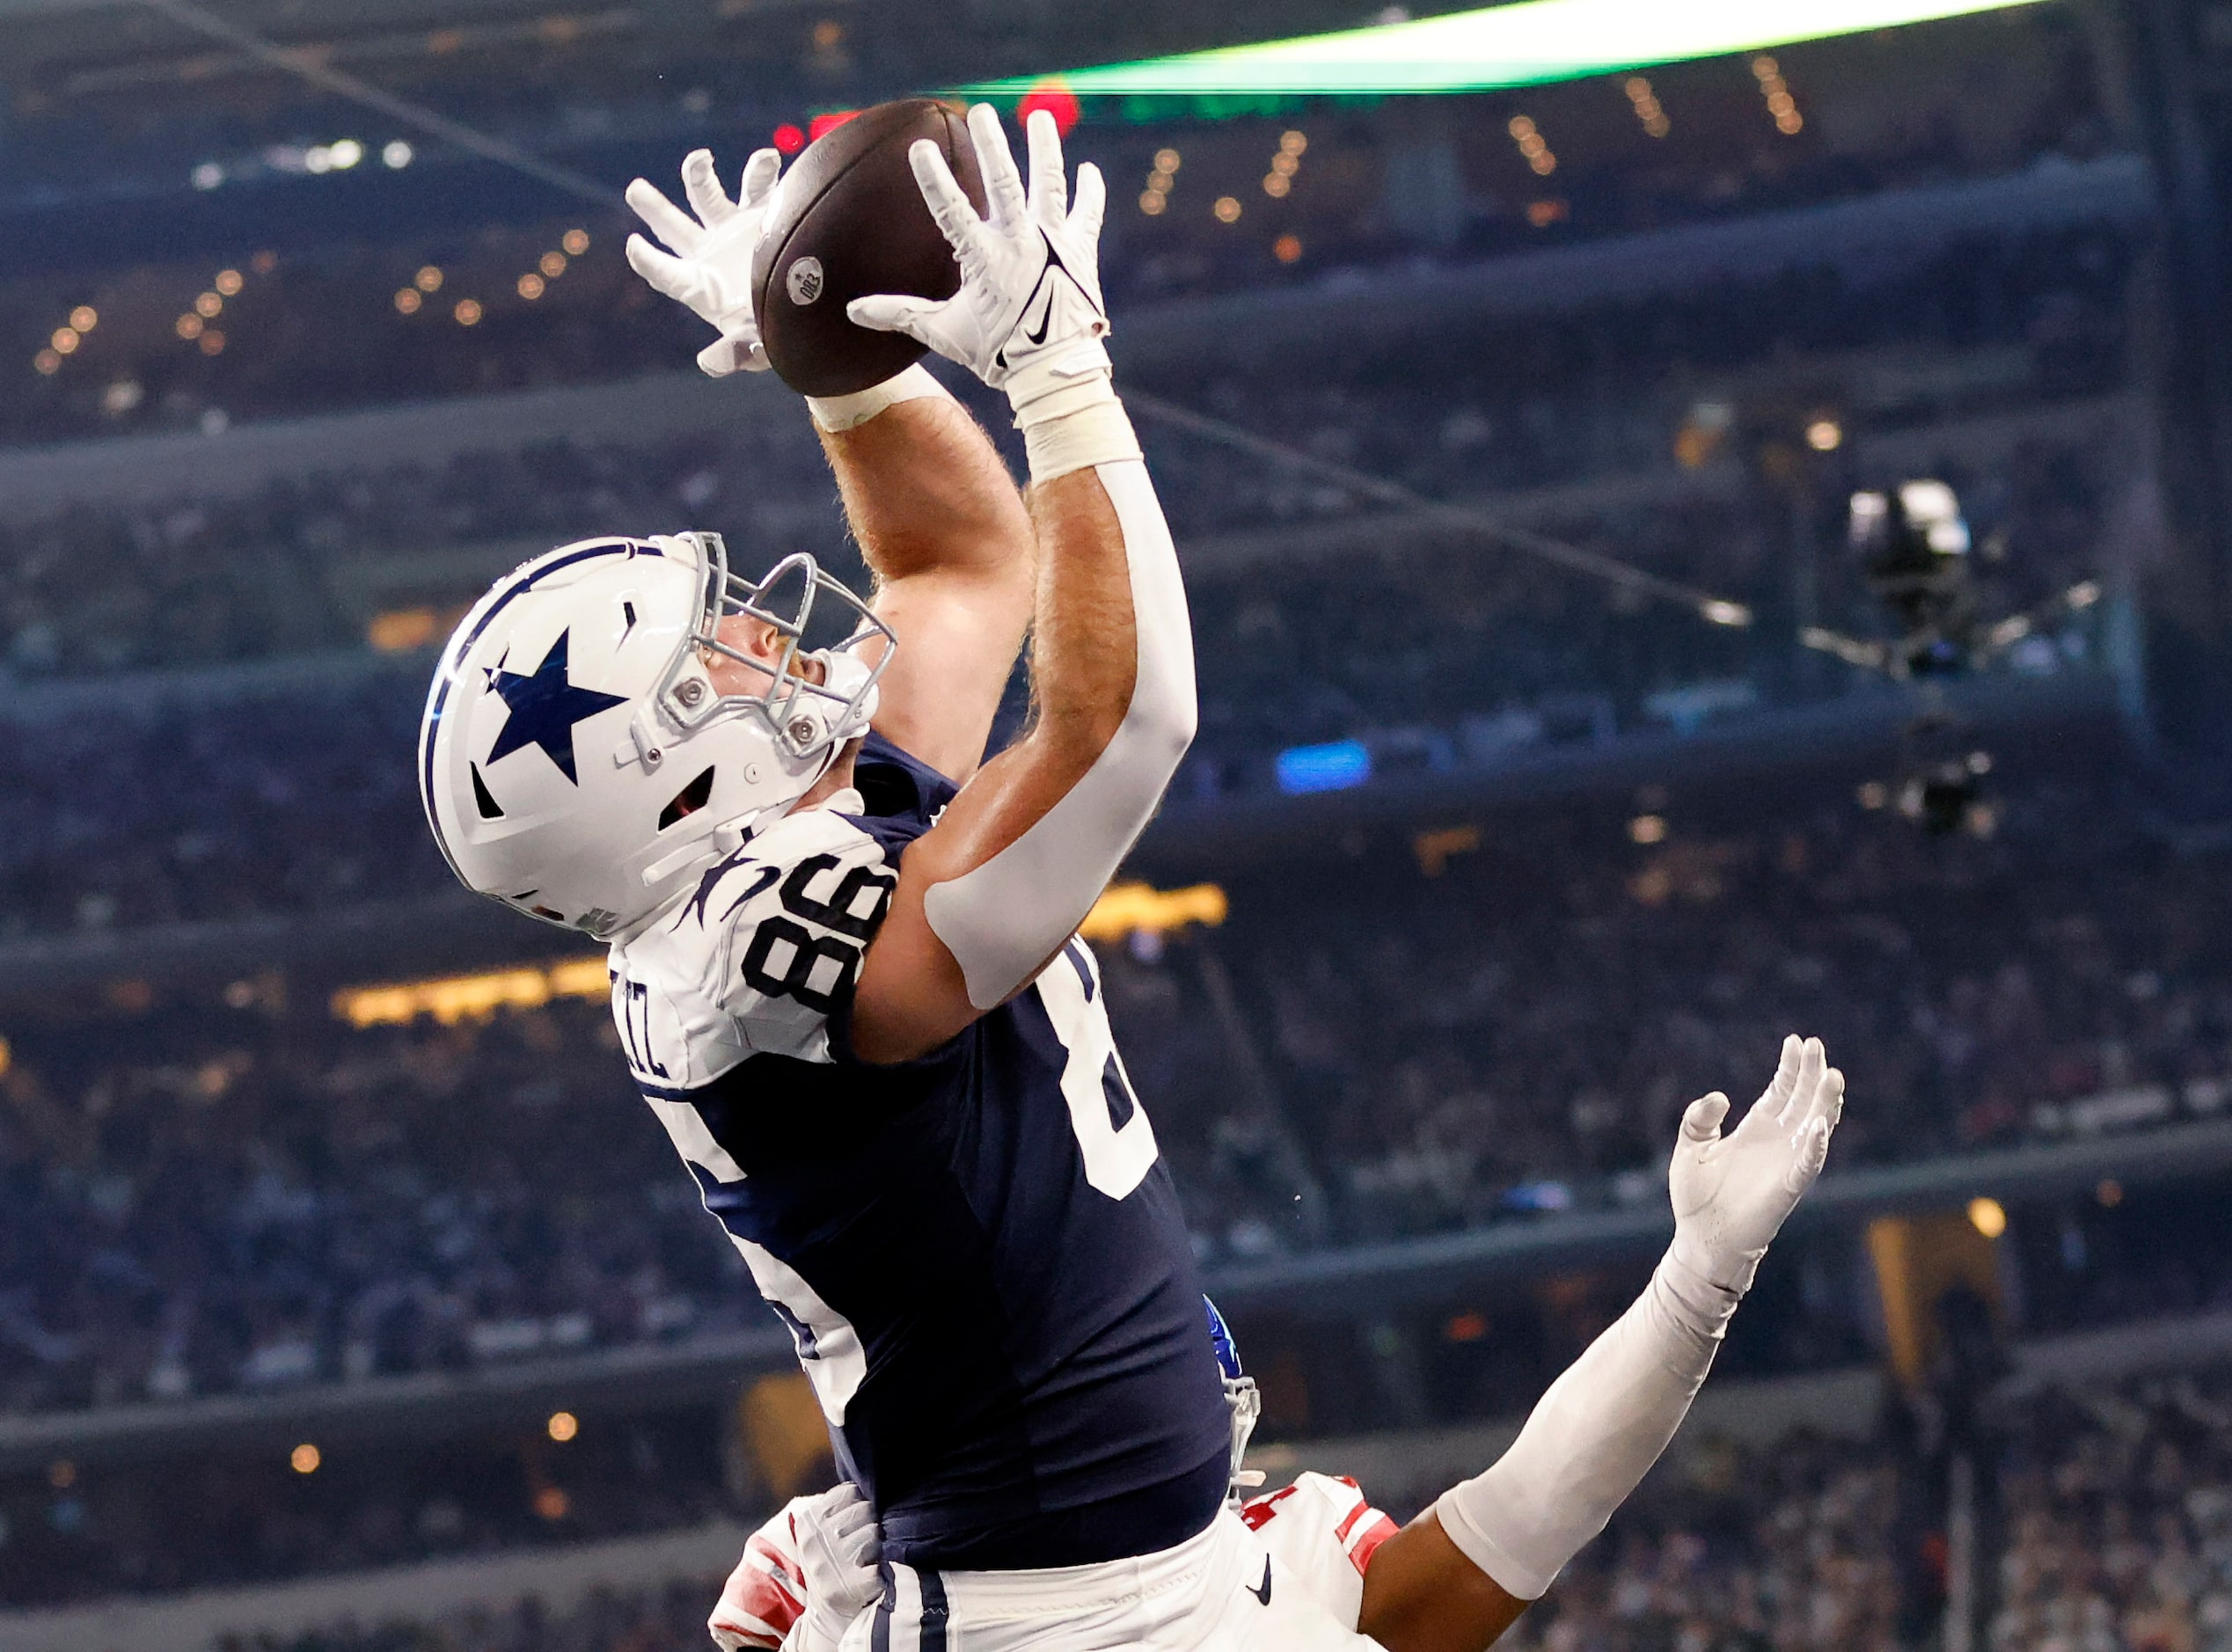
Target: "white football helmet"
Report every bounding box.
[420,532,890,940]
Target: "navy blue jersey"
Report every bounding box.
[609,734,1232,1569]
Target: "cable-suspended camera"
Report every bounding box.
[1808,481,2101,837]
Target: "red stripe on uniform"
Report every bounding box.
[1240,1483,1300,1530]
[707,1618,785,1651]
[731,1565,806,1634]
[1348,1512,1399,1576]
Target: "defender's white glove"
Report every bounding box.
[849,105,1111,424]
[627,147,783,378]
[1668,1034,1844,1297]
[708,1482,882,1652]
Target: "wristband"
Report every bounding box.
[1006,338,1116,428]
[1021,391,1141,485]
[808,363,951,434]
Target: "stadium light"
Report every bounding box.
[964,0,2048,102]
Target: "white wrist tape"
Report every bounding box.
[1433,1247,1740,1600]
[1023,393,1141,484]
[923,457,1194,1008]
[1006,338,1116,428]
[807,362,950,434]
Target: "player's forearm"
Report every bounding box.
[1024,464,1145,749]
[916,403,1194,1009]
[877,468,1142,878]
[1432,1246,1737,1601]
[1394,1046,1841,1634]
[814,373,1036,587]
[853,401,1195,1056]
[1352,1246,1732,1652]
[844,112,1201,1050]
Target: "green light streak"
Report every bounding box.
[967,0,2050,99]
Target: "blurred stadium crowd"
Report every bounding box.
[4,776,2228,1428]
[219,1577,740,1652]
[0,216,2133,942]
[172,1366,2232,1652]
[4,0,2225,1639]
[11,1,2109,446]
[2,221,2126,684]
[0,1397,731,1604]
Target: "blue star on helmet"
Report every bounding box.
[484,627,627,785]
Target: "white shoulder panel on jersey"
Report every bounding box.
[1240,1473,1400,1632]
[609,793,898,1088]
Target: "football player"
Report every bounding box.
[707,1040,1844,1652]
[419,102,1842,1652]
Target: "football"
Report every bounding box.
[752,99,987,398]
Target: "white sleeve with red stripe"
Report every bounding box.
[1240,1472,1400,1631]
[708,1502,814,1651]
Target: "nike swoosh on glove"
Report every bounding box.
[847,104,1111,420]
[626,146,783,378]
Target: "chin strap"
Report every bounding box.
[798,648,882,755]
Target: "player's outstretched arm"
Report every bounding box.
[808,390,1037,786]
[1356,1038,1846,1652]
[626,146,1036,786]
[841,106,1195,1063]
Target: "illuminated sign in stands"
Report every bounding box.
[333,957,608,1027]
[964,0,2048,102]
[1277,740,1372,795]
[334,883,1229,1027]
[1079,881,1228,943]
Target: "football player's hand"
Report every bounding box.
[707,1482,881,1652]
[790,1481,883,1648]
[849,104,1110,413]
[1668,1034,1843,1295]
[626,147,782,378]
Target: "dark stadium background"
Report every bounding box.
[4,0,2232,1645]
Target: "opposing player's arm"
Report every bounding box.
[839,106,1194,1064]
[1355,1040,1845,1652]
[811,388,1036,785]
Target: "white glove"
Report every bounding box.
[789,1480,882,1648]
[707,1482,882,1652]
[627,147,783,378]
[848,104,1112,423]
[1668,1034,1844,1297]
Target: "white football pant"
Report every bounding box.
[841,1505,1384,1651]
